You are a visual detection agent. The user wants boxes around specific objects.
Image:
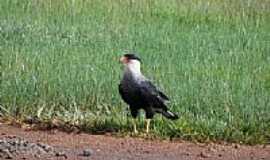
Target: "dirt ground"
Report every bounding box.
[0,123,269,160]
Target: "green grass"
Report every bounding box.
[1,0,270,144]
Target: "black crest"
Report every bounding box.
[123,53,142,62]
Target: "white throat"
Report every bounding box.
[125,60,142,77]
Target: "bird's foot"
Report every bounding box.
[134,128,138,134]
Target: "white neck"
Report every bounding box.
[125,60,142,77]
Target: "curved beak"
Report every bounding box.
[119,56,127,64]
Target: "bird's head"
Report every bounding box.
[120,53,142,65]
[120,53,142,75]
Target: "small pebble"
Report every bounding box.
[234,144,240,149]
[55,151,67,159]
[81,149,93,157]
[2,149,13,159]
[199,152,210,158]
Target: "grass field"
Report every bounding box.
[1,0,270,144]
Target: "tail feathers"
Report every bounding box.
[162,110,179,120]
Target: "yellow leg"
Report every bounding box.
[146,119,151,133]
[133,119,138,134]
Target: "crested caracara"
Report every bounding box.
[119,53,178,133]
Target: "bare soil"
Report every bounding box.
[0,123,269,160]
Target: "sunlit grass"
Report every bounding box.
[1,0,270,144]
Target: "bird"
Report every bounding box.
[118,53,178,134]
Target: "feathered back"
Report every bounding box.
[138,80,169,108]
